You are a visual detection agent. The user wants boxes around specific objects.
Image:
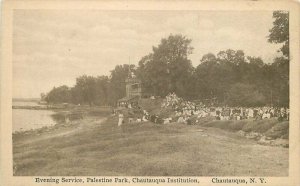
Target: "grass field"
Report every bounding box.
[13,115,288,176]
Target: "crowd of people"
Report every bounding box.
[165,93,289,123]
[117,93,289,126]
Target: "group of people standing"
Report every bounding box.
[162,93,289,123]
[211,107,289,121]
[117,93,289,126]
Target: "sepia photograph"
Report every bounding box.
[1,1,298,184]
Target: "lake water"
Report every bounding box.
[12,101,56,132]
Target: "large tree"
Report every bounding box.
[137,34,194,98]
[45,85,72,104]
[73,75,97,106]
[268,11,289,59]
[94,76,110,106]
[194,50,248,102]
[108,64,135,105]
[268,10,289,107]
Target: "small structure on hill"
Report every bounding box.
[117,72,142,108]
[125,75,142,98]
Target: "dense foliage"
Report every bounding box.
[136,35,194,98]
[268,11,289,59]
[44,11,289,107]
[45,65,134,106]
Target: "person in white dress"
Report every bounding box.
[118,113,124,126]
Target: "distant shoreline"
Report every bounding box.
[12,98,40,102]
[12,105,65,110]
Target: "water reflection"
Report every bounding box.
[13,109,56,132]
[50,112,84,123]
[13,109,85,132]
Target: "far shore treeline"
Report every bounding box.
[43,11,289,107]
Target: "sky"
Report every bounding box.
[13,10,282,98]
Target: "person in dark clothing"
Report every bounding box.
[186,117,192,125]
[150,115,156,123]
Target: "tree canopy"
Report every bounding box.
[192,49,288,107]
[44,15,289,108]
[136,34,194,98]
[268,11,289,58]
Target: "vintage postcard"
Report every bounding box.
[1,0,299,186]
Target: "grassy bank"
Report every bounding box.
[139,98,289,141]
[198,117,289,139]
[13,114,288,176]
